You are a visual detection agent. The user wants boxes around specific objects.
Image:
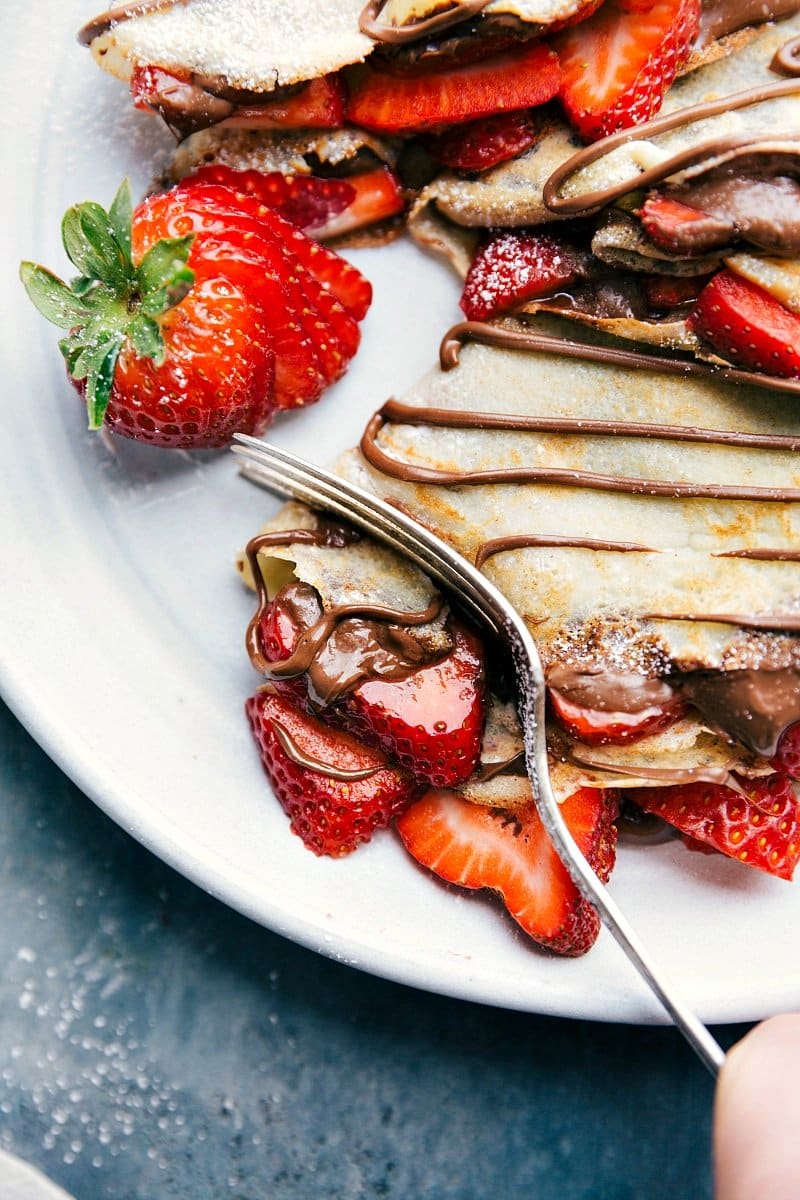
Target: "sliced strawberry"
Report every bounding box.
[247,690,418,857]
[134,187,330,406]
[345,40,561,135]
[173,173,374,320]
[688,269,800,379]
[461,230,587,321]
[186,165,356,234]
[633,775,800,880]
[224,74,345,130]
[424,110,540,173]
[254,581,322,707]
[396,787,618,955]
[555,0,700,142]
[312,167,407,239]
[337,622,485,789]
[772,724,800,781]
[548,689,685,745]
[643,272,714,311]
[108,276,275,447]
[639,192,734,256]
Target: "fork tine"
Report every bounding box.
[232,433,726,1076]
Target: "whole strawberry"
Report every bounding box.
[21,172,372,449]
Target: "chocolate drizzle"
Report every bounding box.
[359,0,488,42]
[245,525,445,707]
[698,0,800,51]
[440,321,800,396]
[476,534,658,568]
[361,390,800,500]
[542,82,800,219]
[269,717,384,781]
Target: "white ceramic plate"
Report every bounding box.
[2,0,799,1026]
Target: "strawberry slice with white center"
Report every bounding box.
[555,0,701,142]
[632,775,800,880]
[396,787,619,956]
[461,230,588,321]
[345,39,561,135]
[688,269,800,379]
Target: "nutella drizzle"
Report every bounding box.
[440,321,800,397]
[269,718,384,782]
[476,534,658,568]
[543,86,800,219]
[359,0,488,42]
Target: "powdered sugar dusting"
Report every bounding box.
[92,0,373,90]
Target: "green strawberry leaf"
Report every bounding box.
[128,314,166,364]
[20,262,94,328]
[136,235,195,314]
[83,333,125,429]
[61,201,130,291]
[108,179,133,260]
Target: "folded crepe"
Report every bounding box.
[411,10,800,358]
[243,315,800,815]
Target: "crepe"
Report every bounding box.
[243,315,800,803]
[81,0,374,93]
[412,12,800,232]
[410,11,800,353]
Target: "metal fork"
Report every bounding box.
[232,433,726,1076]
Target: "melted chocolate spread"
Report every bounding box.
[697,0,800,50]
[679,668,800,755]
[245,527,444,711]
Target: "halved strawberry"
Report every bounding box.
[247,690,418,857]
[424,110,540,173]
[396,787,618,955]
[555,0,700,141]
[345,40,561,134]
[688,269,800,379]
[548,689,685,745]
[460,230,587,321]
[639,192,733,256]
[337,622,486,788]
[632,775,800,879]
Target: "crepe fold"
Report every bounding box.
[410,12,800,282]
[84,0,374,92]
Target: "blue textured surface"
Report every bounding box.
[0,699,741,1199]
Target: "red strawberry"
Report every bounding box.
[460,230,587,321]
[337,622,486,789]
[131,66,344,134]
[174,172,374,321]
[247,690,418,857]
[688,269,800,379]
[548,688,685,745]
[253,581,323,707]
[133,186,331,408]
[185,164,405,241]
[396,787,619,955]
[772,724,800,781]
[555,0,700,141]
[345,40,561,134]
[22,176,373,442]
[108,277,274,446]
[227,74,345,130]
[639,192,734,256]
[424,110,540,173]
[632,775,800,880]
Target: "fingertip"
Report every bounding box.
[714,1014,800,1200]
